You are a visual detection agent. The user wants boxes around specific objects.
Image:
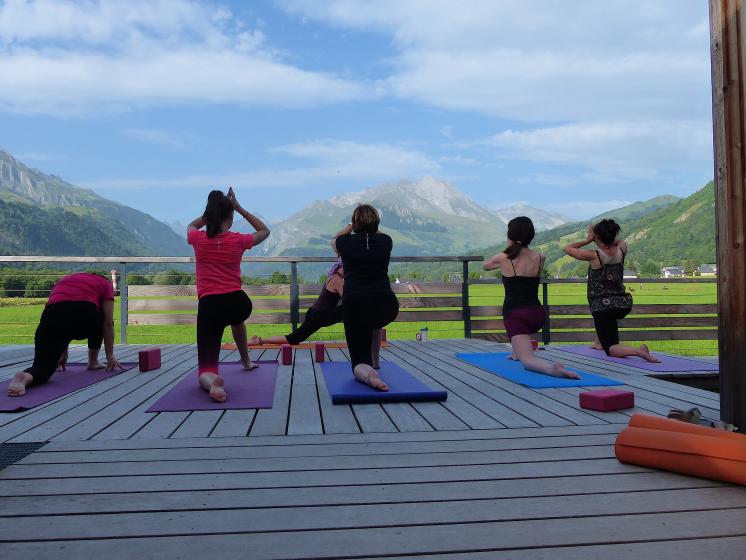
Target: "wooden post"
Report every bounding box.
[462,259,472,338]
[710,0,746,428]
[290,261,299,331]
[119,263,127,344]
[541,281,550,345]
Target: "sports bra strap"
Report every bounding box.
[537,254,545,276]
[509,259,517,276]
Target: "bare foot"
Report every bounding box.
[208,375,227,402]
[507,352,518,361]
[590,342,603,350]
[550,362,581,380]
[8,372,32,397]
[248,335,262,346]
[640,344,661,363]
[354,365,388,391]
[242,360,259,371]
[87,361,106,370]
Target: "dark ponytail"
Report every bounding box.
[202,190,233,238]
[502,216,535,260]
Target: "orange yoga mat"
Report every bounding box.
[615,424,746,486]
[221,341,389,350]
[628,413,742,441]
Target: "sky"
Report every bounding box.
[0,0,714,224]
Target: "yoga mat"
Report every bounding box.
[221,341,388,350]
[551,345,719,372]
[320,361,447,404]
[146,361,277,412]
[0,363,137,413]
[455,352,624,388]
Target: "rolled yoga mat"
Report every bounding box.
[615,425,746,486]
[455,352,624,388]
[0,363,137,412]
[146,361,278,412]
[320,361,447,404]
[551,345,718,372]
[628,413,742,441]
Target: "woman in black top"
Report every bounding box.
[251,261,344,346]
[484,217,577,378]
[333,204,399,391]
[564,220,659,362]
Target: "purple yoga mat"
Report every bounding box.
[0,363,137,412]
[552,345,719,372]
[146,361,278,412]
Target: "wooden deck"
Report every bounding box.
[0,340,744,558]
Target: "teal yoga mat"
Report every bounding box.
[455,352,625,388]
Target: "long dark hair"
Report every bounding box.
[593,219,621,245]
[203,190,233,238]
[502,216,535,260]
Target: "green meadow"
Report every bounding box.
[0,281,718,356]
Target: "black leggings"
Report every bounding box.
[197,290,252,374]
[24,301,103,386]
[286,306,343,345]
[343,291,399,368]
[592,307,632,354]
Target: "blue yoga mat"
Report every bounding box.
[320,361,447,404]
[455,352,625,388]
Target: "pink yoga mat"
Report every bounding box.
[146,361,278,412]
[552,345,718,372]
[0,363,137,412]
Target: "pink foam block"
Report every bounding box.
[138,348,161,372]
[315,342,325,363]
[579,389,634,412]
[281,344,293,366]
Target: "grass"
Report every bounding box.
[0,282,719,356]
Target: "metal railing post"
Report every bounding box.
[120,262,128,344]
[541,280,550,345]
[290,261,299,331]
[462,259,472,338]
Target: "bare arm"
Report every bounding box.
[100,299,120,371]
[331,222,353,253]
[483,251,506,271]
[563,224,597,262]
[187,216,205,235]
[228,187,270,245]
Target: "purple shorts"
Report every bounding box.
[504,307,546,339]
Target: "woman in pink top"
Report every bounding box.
[8,272,122,397]
[188,187,270,402]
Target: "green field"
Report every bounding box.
[0,282,718,356]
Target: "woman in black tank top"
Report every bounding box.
[251,263,344,346]
[484,217,579,379]
[564,220,659,362]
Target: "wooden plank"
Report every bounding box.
[170,410,223,439]
[286,348,323,435]
[0,470,720,517]
[129,312,291,325]
[548,303,718,315]
[129,298,290,312]
[249,349,291,436]
[209,409,256,438]
[381,402,434,432]
[132,411,189,439]
[130,285,292,297]
[546,330,718,342]
[4,487,746,543]
[394,310,465,322]
[3,508,745,558]
[310,350,360,435]
[551,316,719,329]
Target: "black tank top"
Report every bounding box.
[309,281,341,312]
[502,256,543,315]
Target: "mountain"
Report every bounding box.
[492,202,571,231]
[261,177,553,257]
[529,185,712,277]
[0,149,188,256]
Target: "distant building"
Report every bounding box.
[661,266,685,278]
[697,264,717,277]
[623,270,639,279]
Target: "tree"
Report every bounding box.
[640,260,660,278]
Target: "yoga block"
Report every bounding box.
[281,344,292,365]
[315,342,325,363]
[138,348,161,372]
[580,389,634,411]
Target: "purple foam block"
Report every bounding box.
[146,361,278,412]
[0,363,137,412]
[552,345,718,372]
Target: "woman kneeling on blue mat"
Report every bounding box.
[483,217,578,379]
[333,204,399,391]
[8,272,123,397]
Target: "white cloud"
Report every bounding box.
[468,120,712,181]
[121,128,191,150]
[86,140,439,190]
[0,0,367,115]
